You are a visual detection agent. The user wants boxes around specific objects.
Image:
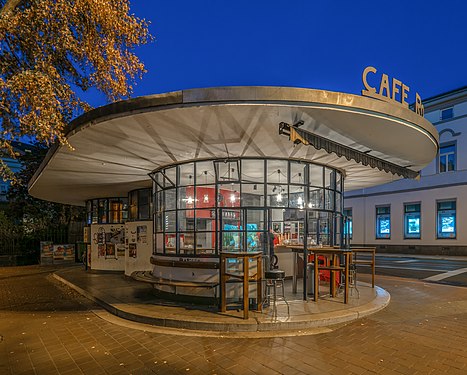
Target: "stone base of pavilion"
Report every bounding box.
[53,266,390,337]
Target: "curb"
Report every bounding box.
[53,272,390,336]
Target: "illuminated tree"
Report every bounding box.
[0,0,151,181]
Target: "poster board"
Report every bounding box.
[53,244,75,263]
[40,241,54,265]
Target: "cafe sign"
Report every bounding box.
[362,66,424,117]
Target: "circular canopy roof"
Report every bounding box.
[29,86,438,206]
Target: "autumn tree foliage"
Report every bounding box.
[0,0,151,182]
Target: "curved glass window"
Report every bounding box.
[150,158,344,256]
[128,188,152,221]
[85,197,128,225]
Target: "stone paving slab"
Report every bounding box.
[1,265,467,374]
[53,266,390,335]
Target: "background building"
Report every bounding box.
[345,86,467,255]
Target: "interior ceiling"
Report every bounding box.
[29,87,438,206]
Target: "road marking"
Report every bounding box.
[358,264,446,272]
[423,267,467,282]
[395,260,419,263]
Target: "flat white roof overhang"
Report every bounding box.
[28,86,439,206]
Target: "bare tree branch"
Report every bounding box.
[0,0,24,17]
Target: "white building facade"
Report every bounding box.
[345,86,467,255]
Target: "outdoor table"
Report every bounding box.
[286,245,335,293]
[312,248,351,303]
[219,251,262,319]
[351,247,376,287]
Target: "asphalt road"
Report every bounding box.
[357,255,467,287]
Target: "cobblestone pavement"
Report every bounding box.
[0,265,466,375]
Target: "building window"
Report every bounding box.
[404,203,421,239]
[437,200,456,239]
[440,107,454,121]
[439,143,456,173]
[129,188,152,221]
[85,198,128,225]
[376,206,390,239]
[343,208,352,239]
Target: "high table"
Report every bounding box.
[287,246,334,294]
[286,246,352,303]
[312,248,351,304]
[351,247,376,288]
[288,246,303,294]
[219,251,262,319]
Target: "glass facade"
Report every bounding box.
[151,158,344,256]
[86,198,128,225]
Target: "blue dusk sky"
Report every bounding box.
[89,0,467,107]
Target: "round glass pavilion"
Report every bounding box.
[151,157,344,258]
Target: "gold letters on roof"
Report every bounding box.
[362,66,424,117]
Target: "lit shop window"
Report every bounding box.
[343,208,352,239]
[404,203,421,239]
[85,198,128,225]
[437,201,456,239]
[376,206,390,239]
[439,143,456,173]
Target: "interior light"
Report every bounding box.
[186,196,194,204]
[203,194,209,203]
[276,192,282,202]
[297,196,303,205]
[230,193,236,203]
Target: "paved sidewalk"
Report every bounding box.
[374,253,467,261]
[1,265,466,374]
[52,266,389,335]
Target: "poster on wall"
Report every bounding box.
[94,225,125,260]
[98,244,105,257]
[93,227,106,245]
[137,225,147,244]
[116,244,125,258]
[53,244,75,262]
[105,243,116,258]
[129,243,137,258]
[40,241,54,265]
[83,226,91,243]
